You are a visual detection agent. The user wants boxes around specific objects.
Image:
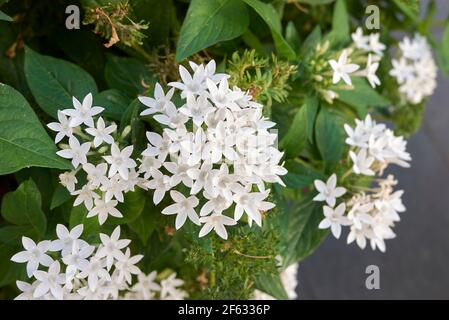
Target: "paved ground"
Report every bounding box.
[297,2,449,299]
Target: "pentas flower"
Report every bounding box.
[344,114,411,176]
[318,203,351,239]
[390,33,437,104]
[11,224,186,300]
[136,60,287,239]
[313,174,346,207]
[328,49,360,86]
[49,93,144,225]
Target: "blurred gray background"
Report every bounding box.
[298,0,449,299]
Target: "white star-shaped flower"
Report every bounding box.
[328,49,360,85]
[313,174,346,207]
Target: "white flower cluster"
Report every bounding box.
[137,60,287,239]
[253,262,298,300]
[11,225,143,299]
[390,33,437,104]
[314,115,410,252]
[344,114,411,175]
[48,94,147,225]
[328,28,385,90]
[124,272,187,300]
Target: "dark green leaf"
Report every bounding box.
[282,196,329,265]
[392,0,419,21]
[69,204,100,238]
[127,201,159,245]
[104,55,155,97]
[1,179,47,238]
[334,78,390,117]
[0,244,26,287]
[298,0,335,4]
[24,46,98,118]
[315,106,345,169]
[0,84,71,174]
[325,0,349,46]
[243,0,296,60]
[283,159,324,189]
[176,0,249,61]
[280,96,318,158]
[95,89,130,121]
[0,225,39,245]
[109,189,146,224]
[254,273,288,300]
[50,184,72,210]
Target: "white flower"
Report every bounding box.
[77,256,111,291]
[11,237,53,277]
[200,192,232,216]
[103,144,136,180]
[168,65,206,98]
[62,93,104,127]
[187,161,213,195]
[33,261,66,300]
[162,191,200,229]
[61,240,95,272]
[153,102,188,129]
[83,163,109,188]
[350,149,375,176]
[85,117,116,147]
[87,197,123,225]
[100,174,127,202]
[56,136,91,169]
[49,224,84,256]
[389,57,414,84]
[368,33,386,56]
[313,174,346,207]
[365,54,380,88]
[142,132,170,162]
[97,226,130,271]
[347,225,369,249]
[199,213,237,240]
[347,202,374,229]
[15,281,39,300]
[233,188,272,227]
[47,111,73,143]
[140,83,175,116]
[179,94,214,126]
[114,248,143,285]
[160,273,185,300]
[131,272,160,300]
[59,171,78,192]
[328,49,360,85]
[72,185,99,210]
[146,168,171,204]
[318,203,351,239]
[351,27,369,50]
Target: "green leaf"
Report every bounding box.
[121,99,146,153]
[109,189,146,224]
[0,225,39,245]
[298,0,335,4]
[392,0,419,21]
[285,21,300,52]
[104,55,155,97]
[1,179,47,238]
[243,0,296,60]
[280,96,318,158]
[0,84,71,175]
[283,159,324,189]
[176,0,249,61]
[0,244,26,287]
[299,25,321,58]
[254,273,289,300]
[325,0,349,46]
[315,106,344,169]
[282,196,329,265]
[24,46,98,118]
[127,201,159,245]
[94,89,130,121]
[334,78,390,117]
[0,10,12,22]
[69,204,100,238]
[50,184,71,210]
